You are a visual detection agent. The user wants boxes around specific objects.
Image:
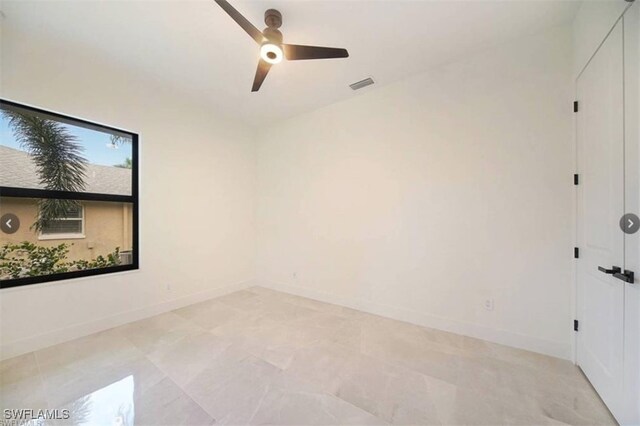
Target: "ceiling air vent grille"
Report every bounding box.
[349,77,375,91]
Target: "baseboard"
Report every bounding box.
[0,279,255,361]
[258,280,572,360]
[2,278,571,362]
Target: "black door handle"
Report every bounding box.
[598,266,621,274]
[614,270,635,283]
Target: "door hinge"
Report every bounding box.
[573,101,579,113]
[574,174,579,185]
[574,320,579,331]
[574,247,579,259]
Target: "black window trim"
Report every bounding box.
[0,98,139,289]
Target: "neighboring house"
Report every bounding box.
[0,145,133,263]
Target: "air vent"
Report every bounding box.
[349,77,375,91]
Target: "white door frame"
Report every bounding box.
[622,3,640,425]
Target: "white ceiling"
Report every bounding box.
[2,0,580,127]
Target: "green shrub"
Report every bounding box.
[0,242,120,280]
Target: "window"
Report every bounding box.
[40,204,84,239]
[0,99,138,288]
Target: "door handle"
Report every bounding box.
[613,270,635,283]
[598,266,621,274]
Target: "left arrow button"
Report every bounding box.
[0,213,20,234]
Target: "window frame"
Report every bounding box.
[0,99,139,289]
[38,203,85,240]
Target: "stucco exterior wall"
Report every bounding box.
[0,197,132,261]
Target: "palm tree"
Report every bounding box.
[109,134,130,147]
[115,157,133,169]
[3,110,88,231]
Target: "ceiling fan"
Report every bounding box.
[214,0,349,92]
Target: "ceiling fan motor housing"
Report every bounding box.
[264,9,282,28]
[263,9,283,44]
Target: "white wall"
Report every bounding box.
[0,16,578,362]
[0,23,257,360]
[256,26,574,359]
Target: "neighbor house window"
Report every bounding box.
[39,204,85,239]
[0,99,139,288]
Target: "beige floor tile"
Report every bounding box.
[42,354,166,409]
[285,340,356,395]
[183,347,281,425]
[333,353,443,424]
[134,377,214,425]
[146,331,233,386]
[33,328,146,409]
[173,300,246,330]
[35,327,142,374]
[0,352,48,410]
[250,373,388,425]
[53,373,213,425]
[0,287,617,426]
[117,311,205,354]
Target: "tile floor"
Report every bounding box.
[0,287,617,425]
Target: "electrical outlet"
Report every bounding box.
[484,298,494,311]
[292,272,298,280]
[166,283,171,291]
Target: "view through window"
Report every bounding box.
[0,100,138,287]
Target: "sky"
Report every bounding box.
[0,114,132,168]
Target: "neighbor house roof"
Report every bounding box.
[0,145,132,195]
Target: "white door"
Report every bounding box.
[576,20,626,420]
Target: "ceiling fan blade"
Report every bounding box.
[283,44,349,61]
[252,59,272,92]
[214,0,265,44]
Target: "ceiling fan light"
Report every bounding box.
[260,43,283,64]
